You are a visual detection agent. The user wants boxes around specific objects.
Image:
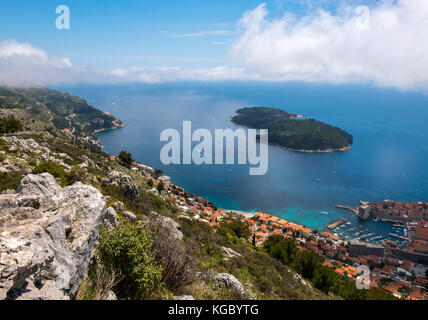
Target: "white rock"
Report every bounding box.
[122,211,137,224]
[213,273,246,297]
[0,173,107,300]
[151,212,183,241]
[173,295,195,300]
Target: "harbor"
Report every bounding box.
[335,204,358,215]
[327,219,348,230]
[323,208,410,245]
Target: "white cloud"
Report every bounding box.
[1,0,428,91]
[231,0,428,90]
[0,39,85,86]
[0,40,47,60]
[105,65,253,83]
[0,39,253,86]
[173,30,235,38]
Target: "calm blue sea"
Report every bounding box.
[56,82,428,242]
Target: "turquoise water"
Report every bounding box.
[57,82,428,242]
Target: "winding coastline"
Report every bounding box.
[93,122,126,134]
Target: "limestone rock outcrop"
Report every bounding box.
[221,247,241,259]
[122,211,137,224]
[151,211,183,241]
[0,173,107,300]
[213,273,246,297]
[173,295,195,300]
[101,171,139,199]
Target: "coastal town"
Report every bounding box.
[112,155,428,300]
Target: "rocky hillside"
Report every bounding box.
[0,87,333,300]
[0,86,124,148]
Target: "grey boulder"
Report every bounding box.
[0,173,107,300]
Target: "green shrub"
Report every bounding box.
[181,219,224,257]
[118,150,133,168]
[96,220,162,299]
[32,161,69,186]
[0,118,23,134]
[312,265,338,293]
[31,161,86,186]
[219,218,251,240]
[157,181,164,193]
[153,169,163,179]
[149,219,196,291]
[0,171,23,193]
[147,179,154,188]
[293,249,323,280]
[264,235,297,265]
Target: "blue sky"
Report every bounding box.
[0,0,375,68]
[0,0,426,92]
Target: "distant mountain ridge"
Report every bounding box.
[231,107,353,152]
[0,86,125,138]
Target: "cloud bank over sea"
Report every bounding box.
[1,0,427,92]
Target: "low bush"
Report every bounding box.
[219,218,251,240]
[149,219,196,291]
[0,171,23,193]
[0,118,22,134]
[118,150,133,168]
[96,220,162,299]
[32,161,69,185]
[32,161,85,186]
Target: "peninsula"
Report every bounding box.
[231,107,353,153]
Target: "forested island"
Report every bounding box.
[231,107,353,152]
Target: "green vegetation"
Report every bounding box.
[232,107,353,151]
[101,183,176,218]
[157,180,164,193]
[179,219,327,300]
[22,87,124,134]
[153,169,164,179]
[0,86,123,136]
[96,220,162,299]
[220,218,251,240]
[263,235,396,300]
[32,161,84,187]
[0,118,22,134]
[264,235,297,265]
[0,171,23,193]
[150,219,196,291]
[118,150,134,168]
